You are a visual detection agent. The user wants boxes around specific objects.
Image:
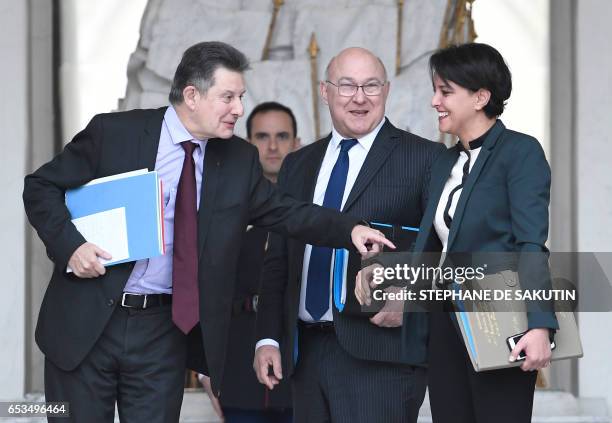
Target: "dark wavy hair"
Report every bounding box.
[429,43,512,118]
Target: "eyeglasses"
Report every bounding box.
[325,80,386,97]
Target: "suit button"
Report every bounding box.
[107,299,115,306]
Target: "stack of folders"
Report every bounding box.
[454,271,583,371]
[65,169,165,272]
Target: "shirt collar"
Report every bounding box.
[457,122,495,152]
[330,116,386,153]
[164,105,208,150]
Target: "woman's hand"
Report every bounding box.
[508,328,552,372]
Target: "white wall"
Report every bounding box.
[0,0,27,398]
[473,0,550,156]
[60,0,147,141]
[575,0,612,413]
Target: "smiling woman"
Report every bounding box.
[430,44,511,144]
[413,42,558,423]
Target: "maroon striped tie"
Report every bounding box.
[172,141,199,334]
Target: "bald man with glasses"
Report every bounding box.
[254,48,445,423]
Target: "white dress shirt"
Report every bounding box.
[433,145,482,251]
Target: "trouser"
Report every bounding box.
[428,308,537,423]
[223,407,293,423]
[45,303,188,423]
[292,323,427,423]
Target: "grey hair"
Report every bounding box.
[168,41,250,105]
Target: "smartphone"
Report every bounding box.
[506,331,556,361]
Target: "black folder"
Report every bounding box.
[334,223,418,317]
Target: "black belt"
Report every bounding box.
[120,293,172,309]
[299,320,335,332]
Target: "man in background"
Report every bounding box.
[248,102,301,183]
[200,102,299,422]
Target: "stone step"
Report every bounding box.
[4,390,608,422]
[415,390,609,423]
[178,389,610,423]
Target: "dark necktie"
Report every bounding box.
[172,141,199,334]
[305,138,358,320]
[444,134,488,228]
[443,150,471,228]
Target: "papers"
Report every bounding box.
[65,169,165,272]
[67,208,130,273]
[83,169,148,186]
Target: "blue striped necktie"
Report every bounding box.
[305,138,358,320]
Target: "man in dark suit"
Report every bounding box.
[200,102,299,423]
[22,42,389,423]
[253,47,445,423]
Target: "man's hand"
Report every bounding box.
[509,328,552,371]
[351,225,395,254]
[68,242,112,278]
[197,374,224,421]
[253,345,283,390]
[369,286,405,328]
[355,263,382,306]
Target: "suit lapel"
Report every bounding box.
[342,120,399,212]
[198,139,221,260]
[447,120,505,250]
[137,107,167,171]
[301,135,331,201]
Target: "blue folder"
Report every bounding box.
[65,170,165,266]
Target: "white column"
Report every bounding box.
[0,0,27,399]
[59,0,147,141]
[472,0,550,156]
[575,0,612,413]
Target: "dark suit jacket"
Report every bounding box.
[408,120,558,331]
[221,226,292,410]
[255,119,445,374]
[22,107,362,395]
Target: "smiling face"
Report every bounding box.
[321,48,389,139]
[249,110,299,181]
[431,73,493,141]
[182,67,246,140]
